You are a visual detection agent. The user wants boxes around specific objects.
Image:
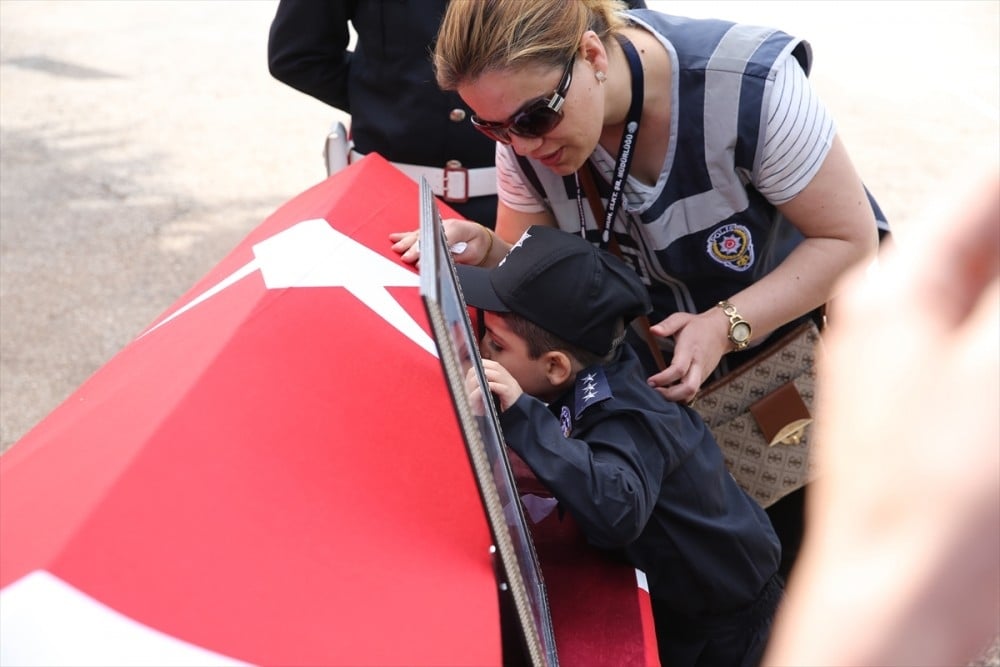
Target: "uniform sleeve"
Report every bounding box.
[496,145,548,213]
[499,394,664,549]
[754,52,836,204]
[267,0,355,111]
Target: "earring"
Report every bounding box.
[595,71,607,83]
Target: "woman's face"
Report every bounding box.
[459,56,605,176]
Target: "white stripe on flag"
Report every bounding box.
[0,570,252,667]
[635,568,649,593]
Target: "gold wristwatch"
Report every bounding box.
[717,300,751,351]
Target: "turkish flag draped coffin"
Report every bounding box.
[0,156,500,666]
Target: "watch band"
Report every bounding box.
[717,300,752,351]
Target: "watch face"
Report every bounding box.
[732,321,751,343]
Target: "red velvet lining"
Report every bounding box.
[532,510,660,666]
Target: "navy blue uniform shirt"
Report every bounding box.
[499,344,781,618]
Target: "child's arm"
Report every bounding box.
[466,361,664,546]
[499,395,664,549]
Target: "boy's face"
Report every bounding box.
[479,311,554,399]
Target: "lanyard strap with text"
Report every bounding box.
[576,33,644,248]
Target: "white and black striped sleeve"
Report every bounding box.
[755,54,836,205]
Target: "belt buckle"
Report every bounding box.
[443,160,469,203]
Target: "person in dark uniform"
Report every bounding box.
[267,0,646,229]
[458,225,783,667]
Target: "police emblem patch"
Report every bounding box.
[559,406,572,438]
[707,223,755,272]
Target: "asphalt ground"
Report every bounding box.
[1,2,997,445]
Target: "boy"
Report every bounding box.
[457,226,783,667]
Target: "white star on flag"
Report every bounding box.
[140,219,436,357]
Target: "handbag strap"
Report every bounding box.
[577,163,667,371]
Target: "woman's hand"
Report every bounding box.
[389,218,494,266]
[647,310,730,403]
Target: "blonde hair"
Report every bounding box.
[434,0,630,91]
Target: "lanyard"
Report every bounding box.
[575,33,644,248]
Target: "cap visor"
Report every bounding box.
[455,264,509,312]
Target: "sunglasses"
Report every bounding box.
[470,54,576,144]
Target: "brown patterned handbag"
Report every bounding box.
[691,320,822,508]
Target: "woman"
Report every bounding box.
[391,0,883,588]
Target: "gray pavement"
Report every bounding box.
[1,0,997,458]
